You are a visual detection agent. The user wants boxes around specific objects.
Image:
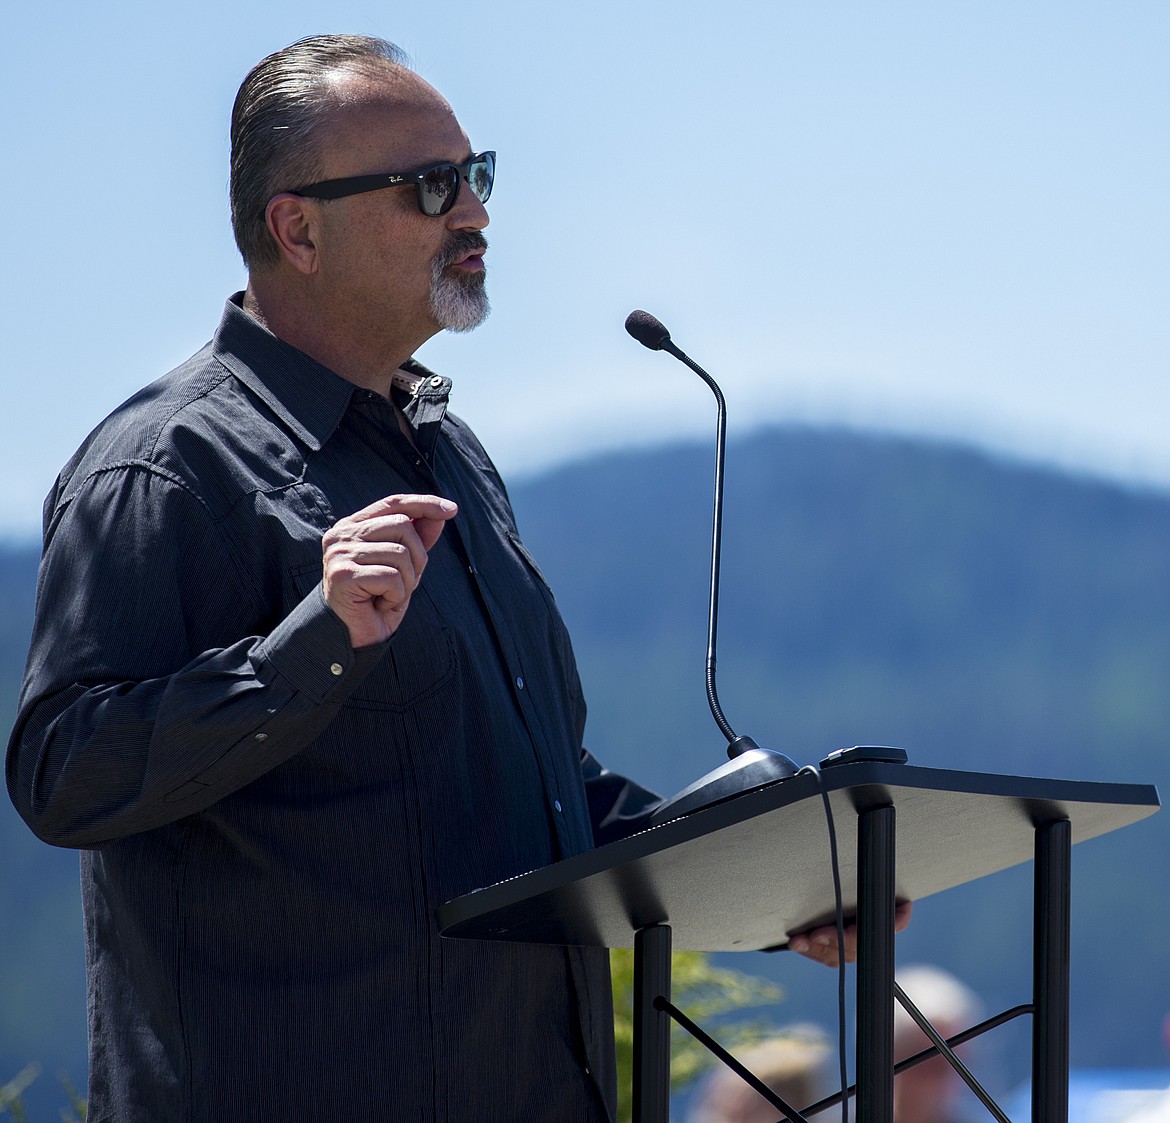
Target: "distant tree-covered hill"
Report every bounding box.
[508,426,1170,1096]
[3,425,1169,1113]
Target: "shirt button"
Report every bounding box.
[330,662,344,676]
[515,675,525,690]
[554,800,563,813]
[430,376,444,387]
[254,733,268,743]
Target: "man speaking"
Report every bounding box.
[7,34,870,1121]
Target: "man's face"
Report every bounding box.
[308,71,490,347]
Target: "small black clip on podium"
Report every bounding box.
[439,763,1158,1122]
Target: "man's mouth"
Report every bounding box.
[450,248,485,273]
[438,233,488,275]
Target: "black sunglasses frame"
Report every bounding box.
[282,151,495,218]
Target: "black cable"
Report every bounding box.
[798,763,850,1123]
[794,765,1014,1123]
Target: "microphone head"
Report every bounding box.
[625,309,672,351]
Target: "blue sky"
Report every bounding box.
[2,0,1167,536]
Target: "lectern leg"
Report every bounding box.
[1033,818,1071,1123]
[633,923,672,1123]
[857,804,896,1123]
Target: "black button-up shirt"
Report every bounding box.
[7,296,657,1122]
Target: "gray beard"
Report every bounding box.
[429,266,490,333]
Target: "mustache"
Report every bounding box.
[434,230,489,269]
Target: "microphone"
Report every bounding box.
[623,309,672,351]
[624,310,799,823]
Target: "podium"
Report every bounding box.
[439,763,1159,1122]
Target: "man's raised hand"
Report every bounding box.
[321,494,458,648]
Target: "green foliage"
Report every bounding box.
[0,1065,36,1123]
[609,948,784,1123]
[0,1065,85,1122]
[58,1074,86,1122]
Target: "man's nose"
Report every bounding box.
[446,181,490,231]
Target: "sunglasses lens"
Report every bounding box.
[468,154,494,204]
[419,165,461,216]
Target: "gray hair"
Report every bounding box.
[229,34,411,271]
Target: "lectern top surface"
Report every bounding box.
[437,762,1158,952]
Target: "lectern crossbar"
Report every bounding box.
[654,996,812,1123]
[892,981,1014,1123]
[802,1004,1035,1120]
[656,982,1033,1123]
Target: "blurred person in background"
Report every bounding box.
[687,1026,834,1123]
[893,965,982,1123]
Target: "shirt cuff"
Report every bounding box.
[252,584,387,704]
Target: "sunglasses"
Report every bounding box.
[285,151,495,218]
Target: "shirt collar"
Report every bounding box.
[212,294,455,455]
[210,294,361,452]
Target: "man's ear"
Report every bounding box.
[264,194,321,275]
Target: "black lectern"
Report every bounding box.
[439,764,1159,1122]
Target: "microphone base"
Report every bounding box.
[648,747,800,826]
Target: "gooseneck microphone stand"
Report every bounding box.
[624,311,799,825]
